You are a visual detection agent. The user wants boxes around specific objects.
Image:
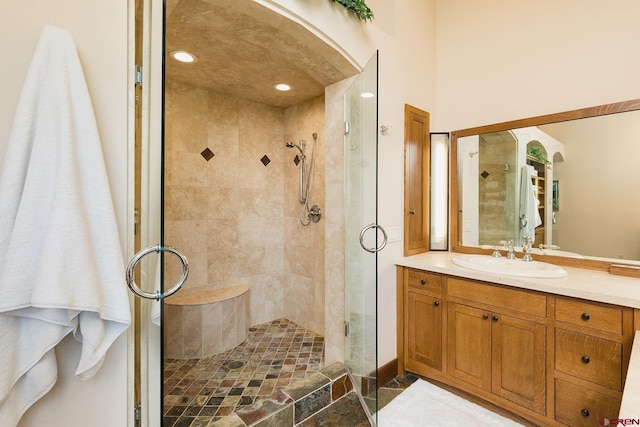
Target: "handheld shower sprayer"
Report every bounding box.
[285,134,321,225]
[285,141,305,159]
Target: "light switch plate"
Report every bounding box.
[386,226,402,243]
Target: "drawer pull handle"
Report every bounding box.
[581,409,590,417]
[581,313,590,321]
[434,301,440,307]
[492,315,499,322]
[420,278,426,285]
[581,355,590,364]
[482,314,489,320]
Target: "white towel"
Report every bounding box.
[519,165,542,244]
[0,26,132,426]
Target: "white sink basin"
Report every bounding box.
[452,254,568,278]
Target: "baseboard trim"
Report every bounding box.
[377,358,398,387]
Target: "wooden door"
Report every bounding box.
[403,104,430,255]
[447,302,491,390]
[406,291,442,373]
[491,313,546,414]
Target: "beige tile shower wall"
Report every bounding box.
[283,96,326,336]
[164,81,286,328]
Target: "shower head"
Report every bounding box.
[285,141,305,157]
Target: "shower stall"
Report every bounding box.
[129,0,381,425]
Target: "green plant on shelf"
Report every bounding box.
[527,146,551,165]
[330,0,374,22]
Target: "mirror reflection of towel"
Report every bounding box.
[519,166,542,244]
[0,26,131,426]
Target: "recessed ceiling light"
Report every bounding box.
[170,51,197,63]
[274,83,292,92]
[361,92,375,99]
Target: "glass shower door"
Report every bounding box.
[344,51,382,422]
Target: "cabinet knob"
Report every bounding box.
[581,355,590,364]
[420,278,426,285]
[409,209,416,215]
[492,315,499,322]
[581,409,590,417]
[482,314,489,320]
[434,301,440,307]
[581,313,590,321]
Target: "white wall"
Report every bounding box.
[0,1,130,426]
[435,0,640,131]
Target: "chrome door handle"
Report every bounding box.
[359,223,388,253]
[126,245,189,300]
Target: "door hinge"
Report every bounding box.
[134,404,141,425]
[344,121,351,136]
[344,321,350,337]
[135,65,143,87]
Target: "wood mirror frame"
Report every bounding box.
[449,99,640,273]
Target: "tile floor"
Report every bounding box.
[163,318,325,426]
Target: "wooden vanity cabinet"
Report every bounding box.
[447,279,547,415]
[403,269,443,376]
[553,297,634,426]
[397,267,636,427]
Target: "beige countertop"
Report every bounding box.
[396,251,640,420]
[396,251,640,309]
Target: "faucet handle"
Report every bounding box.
[522,236,534,262]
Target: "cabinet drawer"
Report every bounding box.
[447,277,547,317]
[555,379,620,427]
[407,269,442,294]
[555,297,624,335]
[555,329,623,390]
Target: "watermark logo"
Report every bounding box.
[600,418,640,426]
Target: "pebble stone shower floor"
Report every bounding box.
[163,318,325,426]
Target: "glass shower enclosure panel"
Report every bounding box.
[344,51,379,419]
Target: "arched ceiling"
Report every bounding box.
[165,0,359,108]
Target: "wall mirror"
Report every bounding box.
[450,99,640,271]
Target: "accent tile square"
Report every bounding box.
[200,148,215,161]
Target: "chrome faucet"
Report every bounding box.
[522,236,534,262]
[505,240,516,260]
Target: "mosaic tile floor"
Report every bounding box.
[163,318,325,427]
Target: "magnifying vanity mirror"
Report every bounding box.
[450,99,640,271]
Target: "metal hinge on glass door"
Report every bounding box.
[134,404,141,427]
[134,65,143,87]
[344,121,351,136]
[344,321,350,337]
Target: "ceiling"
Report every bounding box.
[165,0,359,108]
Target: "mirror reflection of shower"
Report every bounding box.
[286,132,322,225]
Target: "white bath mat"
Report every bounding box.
[376,379,525,426]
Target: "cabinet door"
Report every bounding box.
[403,104,430,256]
[406,291,442,372]
[491,313,546,415]
[447,302,491,389]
